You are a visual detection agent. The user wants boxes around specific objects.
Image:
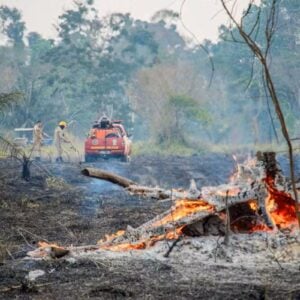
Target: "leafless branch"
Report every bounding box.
[163,236,183,257]
[220,0,300,227]
[261,69,279,143]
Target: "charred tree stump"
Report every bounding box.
[22,157,31,181]
[256,151,280,179]
[256,151,283,229]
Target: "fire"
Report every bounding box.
[151,199,214,227]
[100,176,299,251]
[33,159,299,256]
[99,227,184,252]
[249,223,271,232]
[97,198,212,252]
[264,177,297,229]
[249,200,258,211]
[101,242,147,251]
[244,177,297,232]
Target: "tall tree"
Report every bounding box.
[0,6,25,47]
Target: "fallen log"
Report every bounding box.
[98,185,267,248]
[82,167,201,200]
[81,168,136,188]
[96,153,298,250]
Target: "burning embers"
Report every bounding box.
[98,200,213,252]
[29,152,299,257]
[151,199,214,227]
[265,177,297,229]
[96,153,298,252]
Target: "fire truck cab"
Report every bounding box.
[84,116,132,162]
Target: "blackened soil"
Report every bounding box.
[0,154,299,299]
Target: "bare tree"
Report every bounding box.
[220,0,300,227]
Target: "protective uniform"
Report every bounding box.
[32,122,43,160]
[54,122,69,162]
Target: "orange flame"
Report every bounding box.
[100,227,184,252]
[250,223,271,232]
[249,200,258,211]
[36,167,299,254]
[97,198,213,252]
[245,177,297,232]
[265,177,297,229]
[100,177,299,251]
[151,199,214,228]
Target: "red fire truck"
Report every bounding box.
[84,117,132,162]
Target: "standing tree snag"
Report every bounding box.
[220,0,300,227]
[0,136,32,180]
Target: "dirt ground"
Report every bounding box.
[1,153,300,299]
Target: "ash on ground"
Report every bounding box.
[1,154,300,299]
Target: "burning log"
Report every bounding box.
[30,152,298,258]
[96,153,298,251]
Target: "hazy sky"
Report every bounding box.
[0,0,254,42]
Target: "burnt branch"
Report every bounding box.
[224,190,231,246]
[163,237,183,258]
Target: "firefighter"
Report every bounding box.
[32,120,44,161]
[54,121,70,162]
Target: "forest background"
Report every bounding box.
[0,0,299,153]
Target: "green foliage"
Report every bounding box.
[0,0,298,150]
[168,95,211,124]
[132,141,202,156]
[0,6,25,46]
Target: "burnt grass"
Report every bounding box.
[0,154,300,299]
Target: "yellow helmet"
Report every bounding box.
[59,121,67,127]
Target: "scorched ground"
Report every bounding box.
[1,154,300,299]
